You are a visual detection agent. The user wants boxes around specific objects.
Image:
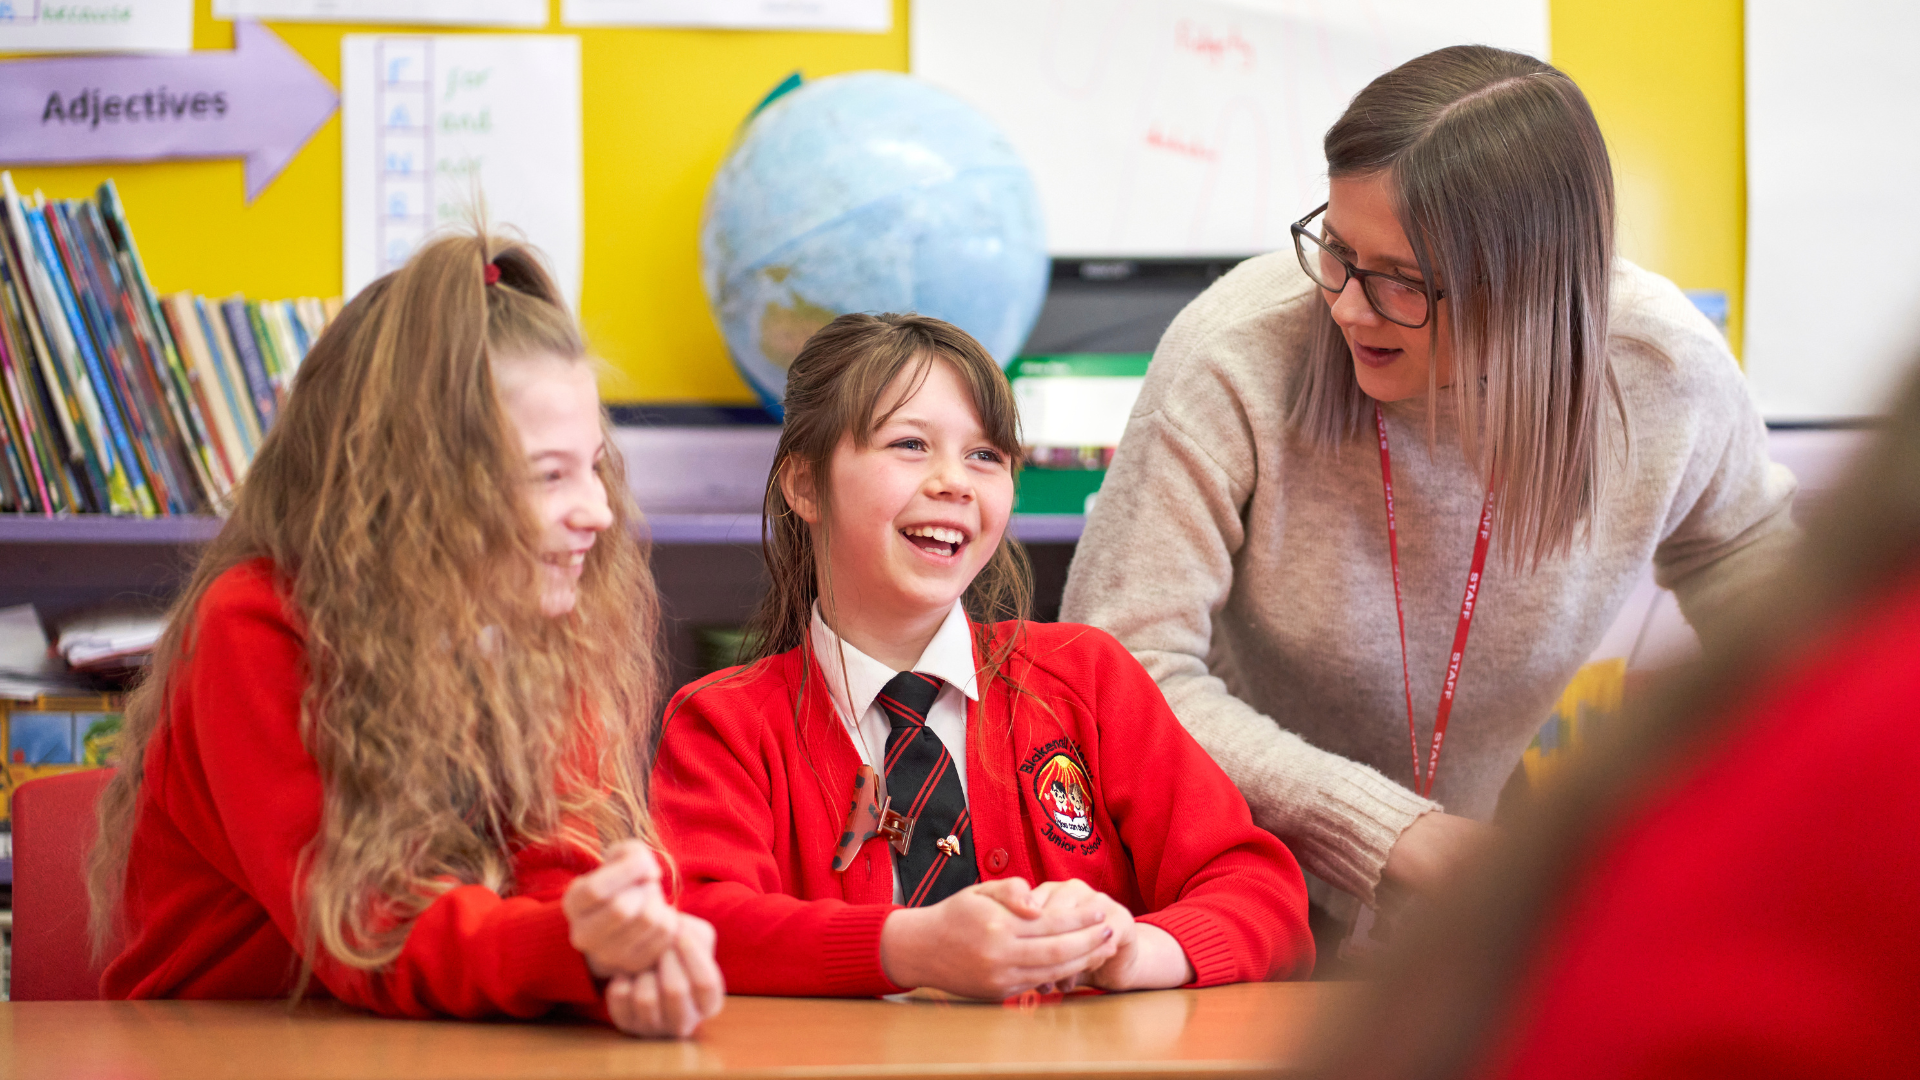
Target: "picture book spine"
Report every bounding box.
[162,292,248,493]
[260,301,304,387]
[245,301,289,402]
[52,202,185,515]
[0,358,27,511]
[221,297,278,433]
[283,299,313,358]
[0,310,52,513]
[199,296,264,452]
[41,202,166,515]
[96,184,230,508]
[175,290,251,484]
[73,200,213,514]
[0,254,87,513]
[119,276,225,508]
[1,175,118,512]
[18,201,141,513]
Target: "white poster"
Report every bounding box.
[0,0,193,52]
[562,0,890,31]
[343,34,583,312]
[911,0,1546,257]
[214,0,547,27]
[1745,0,1920,422]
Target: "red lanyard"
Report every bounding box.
[1375,403,1495,800]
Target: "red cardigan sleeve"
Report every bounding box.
[652,673,905,997]
[179,566,605,1019]
[1050,627,1314,984]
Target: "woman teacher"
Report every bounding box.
[1059,46,1796,933]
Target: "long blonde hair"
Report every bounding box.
[88,230,663,971]
[1291,44,1624,568]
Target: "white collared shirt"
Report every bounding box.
[810,599,979,903]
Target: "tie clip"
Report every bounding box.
[877,797,916,856]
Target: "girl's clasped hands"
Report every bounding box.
[878,876,1194,1000]
[563,840,725,1037]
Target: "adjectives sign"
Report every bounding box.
[0,21,337,201]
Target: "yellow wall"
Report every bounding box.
[3,0,908,404]
[2,0,1745,404]
[1553,0,1747,356]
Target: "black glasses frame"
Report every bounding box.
[1290,203,1446,330]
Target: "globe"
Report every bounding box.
[699,71,1049,414]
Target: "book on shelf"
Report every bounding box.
[0,171,338,518]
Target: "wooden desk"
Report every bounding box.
[0,983,1344,1080]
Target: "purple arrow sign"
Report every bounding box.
[0,21,337,203]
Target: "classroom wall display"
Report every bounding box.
[1744,0,1918,422]
[0,21,336,203]
[0,3,1746,404]
[342,34,583,313]
[910,0,1547,257]
[212,0,547,28]
[562,0,890,33]
[0,0,193,53]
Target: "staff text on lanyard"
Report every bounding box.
[1375,403,1495,800]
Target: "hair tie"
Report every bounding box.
[483,261,502,286]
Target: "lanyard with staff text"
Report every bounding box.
[1375,403,1496,800]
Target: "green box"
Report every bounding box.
[1015,467,1106,515]
[1008,353,1152,380]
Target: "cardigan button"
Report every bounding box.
[987,847,1009,873]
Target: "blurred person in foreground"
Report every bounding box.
[1313,359,1920,1079]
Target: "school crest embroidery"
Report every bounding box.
[1033,752,1094,841]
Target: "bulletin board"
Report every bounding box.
[0,0,1745,408]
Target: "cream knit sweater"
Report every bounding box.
[1059,253,1798,905]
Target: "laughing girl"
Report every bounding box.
[652,313,1314,999]
[91,230,720,1037]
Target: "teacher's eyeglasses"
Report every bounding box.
[1291,203,1446,329]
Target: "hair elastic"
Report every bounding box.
[483,261,502,286]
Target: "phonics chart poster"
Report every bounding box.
[0,0,193,52]
[342,34,583,312]
[912,0,1546,257]
[214,0,547,27]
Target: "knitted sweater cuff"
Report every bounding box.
[1289,757,1438,907]
[500,901,602,1009]
[821,904,907,997]
[1138,906,1238,987]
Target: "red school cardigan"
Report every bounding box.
[651,619,1315,997]
[100,560,607,1020]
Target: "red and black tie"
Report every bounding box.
[878,671,976,906]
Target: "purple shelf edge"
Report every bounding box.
[0,515,224,543]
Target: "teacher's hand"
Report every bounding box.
[1380,811,1494,897]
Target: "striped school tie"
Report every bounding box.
[878,670,977,906]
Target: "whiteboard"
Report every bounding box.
[1745,1,1920,422]
[910,0,1547,257]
